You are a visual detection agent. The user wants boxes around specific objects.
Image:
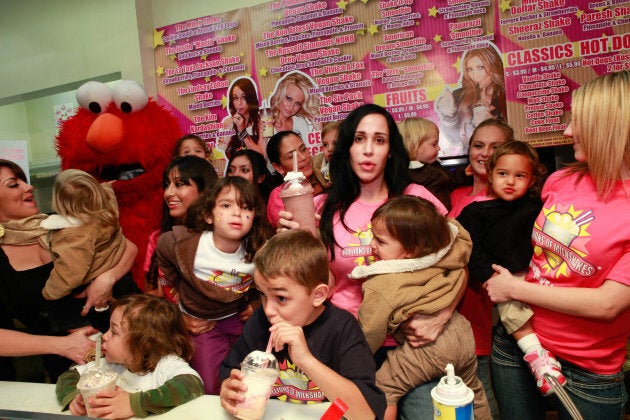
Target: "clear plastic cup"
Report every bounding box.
[76,366,118,418]
[235,350,279,420]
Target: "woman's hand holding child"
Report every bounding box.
[484,264,523,303]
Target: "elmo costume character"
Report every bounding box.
[56,80,182,290]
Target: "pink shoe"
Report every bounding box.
[523,349,566,395]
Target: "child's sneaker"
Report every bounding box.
[523,348,566,395]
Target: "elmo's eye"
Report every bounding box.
[112,80,148,114]
[76,81,113,114]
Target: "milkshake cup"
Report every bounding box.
[235,350,279,420]
[77,365,118,418]
[280,171,316,234]
[431,363,474,420]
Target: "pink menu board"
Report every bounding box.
[154,0,629,164]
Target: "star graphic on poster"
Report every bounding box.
[337,0,348,10]
[169,40,176,46]
[153,29,165,48]
[156,66,165,76]
[221,95,228,108]
[169,54,176,61]
[205,76,212,83]
[356,27,366,36]
[452,56,462,73]
[240,52,245,57]
[368,24,379,35]
[259,67,269,77]
[360,0,368,4]
[499,0,511,12]
[428,6,438,17]
[594,5,607,12]
[201,54,208,61]
[218,72,225,78]
[433,34,442,43]
[575,9,584,19]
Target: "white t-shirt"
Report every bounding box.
[193,231,254,291]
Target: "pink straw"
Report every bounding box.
[265,335,273,353]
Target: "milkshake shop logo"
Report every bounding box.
[208,270,253,293]
[341,224,375,266]
[532,204,597,279]
[272,359,324,404]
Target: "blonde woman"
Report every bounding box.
[486,71,630,419]
[269,71,321,143]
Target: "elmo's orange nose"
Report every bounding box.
[86,113,124,153]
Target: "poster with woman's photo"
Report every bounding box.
[153,0,629,164]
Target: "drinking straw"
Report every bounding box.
[292,150,298,173]
[94,332,103,369]
[265,335,273,354]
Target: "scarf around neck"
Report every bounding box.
[0,214,50,249]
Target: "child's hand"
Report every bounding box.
[220,369,247,416]
[183,313,216,335]
[69,393,87,417]
[269,322,312,366]
[87,387,133,419]
[238,305,254,322]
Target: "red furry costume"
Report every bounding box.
[56,80,181,290]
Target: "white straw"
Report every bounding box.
[95,332,103,369]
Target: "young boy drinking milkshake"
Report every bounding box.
[219,230,386,419]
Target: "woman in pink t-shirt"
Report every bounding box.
[449,119,514,420]
[280,104,450,418]
[485,71,630,419]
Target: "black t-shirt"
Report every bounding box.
[221,302,386,418]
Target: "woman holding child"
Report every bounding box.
[485,71,630,418]
[0,159,137,380]
[279,104,468,418]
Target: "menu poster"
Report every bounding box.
[500,0,630,147]
[154,9,252,173]
[154,0,629,162]
[250,0,379,157]
[370,1,501,156]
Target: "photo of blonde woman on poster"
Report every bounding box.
[435,43,507,156]
[267,71,322,152]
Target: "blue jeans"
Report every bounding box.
[477,355,500,420]
[398,379,439,419]
[492,323,627,419]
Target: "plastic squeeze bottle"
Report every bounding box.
[430,363,474,420]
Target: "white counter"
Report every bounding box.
[0,381,330,419]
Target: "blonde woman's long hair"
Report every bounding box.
[565,71,630,200]
[52,169,118,228]
[270,72,320,122]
